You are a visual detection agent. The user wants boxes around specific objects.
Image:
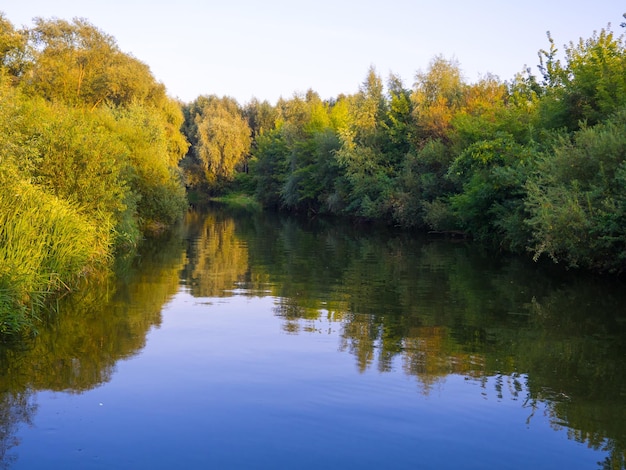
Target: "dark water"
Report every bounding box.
[1,206,625,469]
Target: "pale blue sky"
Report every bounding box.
[2,1,624,104]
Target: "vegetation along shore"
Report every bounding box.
[1,12,625,337]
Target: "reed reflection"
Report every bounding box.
[0,225,187,465]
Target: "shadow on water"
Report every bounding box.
[0,205,624,468]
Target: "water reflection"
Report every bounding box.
[181,211,251,297]
[0,225,187,465]
[0,206,624,468]
[185,206,626,468]
[0,391,35,469]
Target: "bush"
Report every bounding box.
[526,108,626,271]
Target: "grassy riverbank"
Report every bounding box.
[0,177,112,336]
[209,193,262,212]
[0,16,189,338]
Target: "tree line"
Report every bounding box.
[182,17,626,274]
[1,12,625,336]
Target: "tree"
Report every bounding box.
[250,91,343,214]
[26,102,128,219]
[537,26,626,131]
[450,74,509,148]
[26,17,166,110]
[243,97,278,141]
[412,56,465,143]
[381,73,414,166]
[335,68,396,220]
[183,95,251,189]
[251,128,289,209]
[394,139,455,229]
[525,108,626,271]
[0,13,28,80]
[446,135,535,249]
[111,103,187,228]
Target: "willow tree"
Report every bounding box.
[0,13,28,80]
[244,97,279,141]
[183,95,251,189]
[25,17,167,110]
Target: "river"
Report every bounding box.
[1,206,625,469]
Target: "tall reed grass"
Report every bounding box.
[0,174,112,337]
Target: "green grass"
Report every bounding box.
[0,176,112,337]
[209,193,262,212]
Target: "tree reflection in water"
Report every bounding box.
[223,208,626,469]
[0,207,623,468]
[0,391,36,469]
[0,221,187,467]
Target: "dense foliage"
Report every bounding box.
[181,95,251,193]
[0,14,188,335]
[1,12,625,336]
[185,19,626,274]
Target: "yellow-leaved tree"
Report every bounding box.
[182,95,251,191]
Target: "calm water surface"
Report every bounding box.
[1,206,625,469]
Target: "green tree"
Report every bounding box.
[451,75,509,148]
[111,103,187,229]
[381,73,414,167]
[251,128,289,209]
[248,91,344,214]
[447,135,535,249]
[25,17,168,110]
[336,67,395,220]
[278,91,342,214]
[537,26,626,131]
[394,139,456,229]
[394,57,467,229]
[525,107,626,271]
[28,103,128,223]
[0,14,191,335]
[183,95,251,190]
[243,97,278,141]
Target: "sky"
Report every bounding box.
[2,1,624,104]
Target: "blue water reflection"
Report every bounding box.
[6,208,626,469]
[12,290,611,469]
